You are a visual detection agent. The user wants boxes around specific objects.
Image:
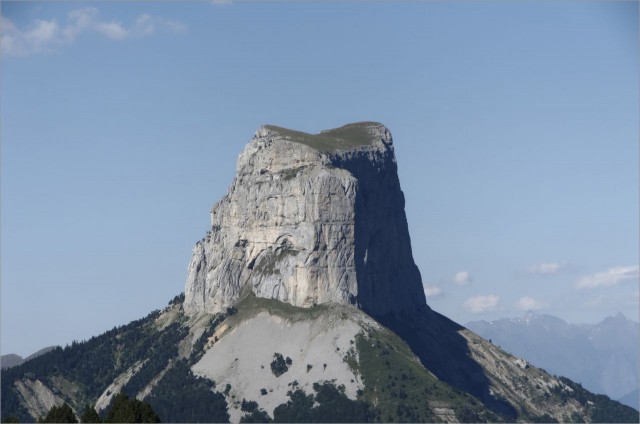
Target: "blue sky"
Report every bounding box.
[1,1,638,356]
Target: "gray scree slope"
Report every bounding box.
[184,122,426,317]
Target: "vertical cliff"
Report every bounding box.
[183,122,426,317]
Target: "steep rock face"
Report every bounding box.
[14,379,65,420]
[183,122,425,317]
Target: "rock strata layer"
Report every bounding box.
[184,122,426,317]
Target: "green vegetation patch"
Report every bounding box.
[80,405,101,423]
[271,381,375,423]
[190,312,227,365]
[356,329,498,423]
[38,403,77,423]
[556,378,640,423]
[264,122,381,153]
[270,353,291,377]
[1,303,192,422]
[146,359,229,423]
[227,290,336,325]
[121,321,189,398]
[240,399,270,423]
[104,393,160,423]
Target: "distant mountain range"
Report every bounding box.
[467,312,639,410]
[1,346,57,370]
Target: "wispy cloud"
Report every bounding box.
[452,270,471,286]
[515,296,546,311]
[463,294,499,314]
[1,8,186,57]
[575,265,639,289]
[582,289,640,309]
[527,261,569,275]
[424,285,443,299]
[1,17,58,56]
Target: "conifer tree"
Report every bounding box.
[80,405,101,423]
[39,403,77,423]
[104,393,160,423]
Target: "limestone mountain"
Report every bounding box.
[184,122,425,317]
[2,123,638,423]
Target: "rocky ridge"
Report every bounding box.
[184,122,425,317]
[466,312,640,409]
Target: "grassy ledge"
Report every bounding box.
[263,122,383,153]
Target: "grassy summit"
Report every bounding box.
[263,122,383,153]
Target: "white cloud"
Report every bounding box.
[452,271,471,286]
[131,14,187,36]
[463,294,499,314]
[515,296,546,311]
[575,265,639,289]
[424,285,443,299]
[25,19,59,47]
[94,21,129,40]
[134,14,155,36]
[527,261,568,275]
[1,8,187,57]
[64,8,98,41]
[1,17,60,56]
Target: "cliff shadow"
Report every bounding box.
[373,306,518,420]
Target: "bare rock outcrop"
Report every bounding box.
[184,122,426,317]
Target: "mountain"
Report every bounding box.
[620,389,640,412]
[466,312,640,410]
[4,294,636,423]
[1,355,24,370]
[184,122,425,317]
[1,347,57,370]
[2,123,638,423]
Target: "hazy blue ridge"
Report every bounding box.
[466,312,640,410]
